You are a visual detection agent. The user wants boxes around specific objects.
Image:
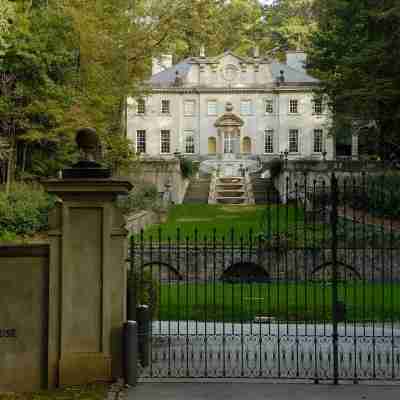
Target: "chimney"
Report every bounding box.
[152,54,173,75]
[286,50,307,73]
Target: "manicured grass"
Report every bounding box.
[137,204,303,242]
[156,282,400,322]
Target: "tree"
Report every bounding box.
[261,0,318,53]
[0,1,81,187]
[308,0,400,159]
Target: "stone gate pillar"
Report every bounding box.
[44,129,132,386]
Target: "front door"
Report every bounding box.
[224,132,239,154]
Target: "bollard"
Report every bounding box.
[137,305,150,368]
[123,321,138,386]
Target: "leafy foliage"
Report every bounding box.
[0,183,55,237]
[117,182,164,214]
[308,0,400,158]
[180,158,198,179]
[268,158,283,180]
[128,268,160,318]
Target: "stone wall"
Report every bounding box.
[132,245,400,282]
[136,158,189,204]
[0,244,50,392]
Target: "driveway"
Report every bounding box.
[128,382,400,400]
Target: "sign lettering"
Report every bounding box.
[0,328,17,338]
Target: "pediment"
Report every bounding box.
[211,51,250,65]
[214,112,244,128]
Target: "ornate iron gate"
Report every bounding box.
[128,173,400,383]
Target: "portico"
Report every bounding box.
[214,102,244,155]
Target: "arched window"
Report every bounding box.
[208,137,216,154]
[242,136,251,153]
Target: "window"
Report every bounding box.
[161,99,170,114]
[207,100,218,116]
[313,129,323,153]
[137,99,145,114]
[184,131,195,154]
[289,129,299,153]
[160,130,171,153]
[264,130,274,153]
[184,100,195,116]
[265,99,273,114]
[136,130,146,153]
[242,136,251,153]
[208,137,216,154]
[289,99,299,114]
[313,99,323,115]
[240,100,252,115]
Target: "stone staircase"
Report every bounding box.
[214,177,248,205]
[251,173,280,204]
[183,176,211,204]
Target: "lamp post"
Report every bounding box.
[284,148,289,168]
[174,149,182,160]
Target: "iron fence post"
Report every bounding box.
[331,172,339,384]
[127,235,137,321]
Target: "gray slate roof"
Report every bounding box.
[148,56,319,88]
[270,61,319,84]
[149,58,192,87]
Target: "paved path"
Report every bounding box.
[128,382,400,400]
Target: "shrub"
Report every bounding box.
[364,175,400,217]
[268,158,283,180]
[180,158,198,179]
[0,183,55,237]
[116,182,160,213]
[127,268,160,319]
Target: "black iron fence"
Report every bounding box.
[128,173,400,383]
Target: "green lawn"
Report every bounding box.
[136,204,304,242]
[155,282,400,322]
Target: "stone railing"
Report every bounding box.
[125,210,160,234]
[244,173,255,205]
[208,171,217,204]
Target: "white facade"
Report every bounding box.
[127,51,333,161]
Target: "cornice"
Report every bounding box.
[149,85,318,95]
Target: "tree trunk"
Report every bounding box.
[21,143,27,174]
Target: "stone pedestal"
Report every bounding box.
[44,179,132,386]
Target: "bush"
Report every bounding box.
[364,175,400,217]
[268,158,283,180]
[127,268,159,319]
[117,182,160,213]
[180,158,198,179]
[0,183,55,238]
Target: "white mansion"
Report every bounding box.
[127,50,334,161]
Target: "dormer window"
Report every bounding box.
[161,99,170,114]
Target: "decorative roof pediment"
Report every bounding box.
[214,102,244,128]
